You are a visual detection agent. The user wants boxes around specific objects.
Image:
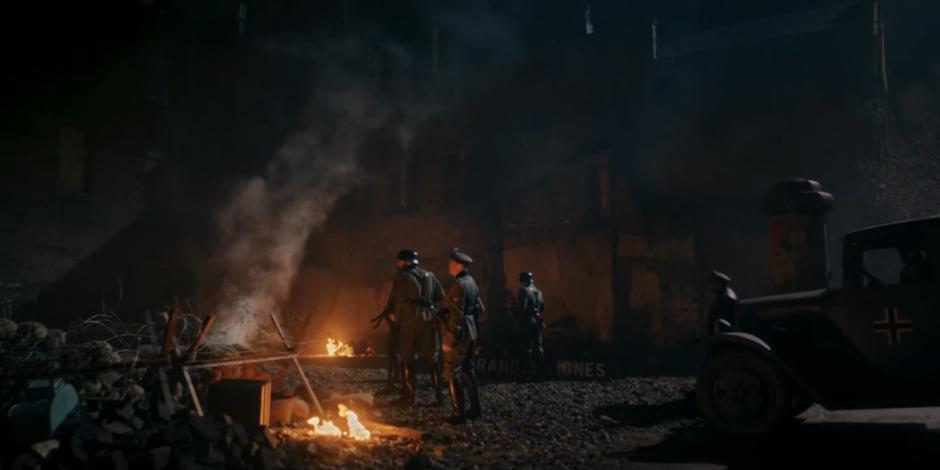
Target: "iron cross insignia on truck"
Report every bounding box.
[698,215,940,435]
[872,306,913,345]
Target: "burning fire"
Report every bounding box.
[339,404,371,441]
[326,338,353,357]
[306,404,371,441]
[306,416,342,437]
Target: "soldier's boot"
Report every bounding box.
[446,377,466,424]
[463,370,481,419]
[382,355,400,394]
[531,348,545,381]
[398,363,416,405]
[525,349,537,381]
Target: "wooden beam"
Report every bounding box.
[161,307,179,358]
[269,313,323,416]
[185,315,215,362]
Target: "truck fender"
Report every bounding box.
[704,332,825,407]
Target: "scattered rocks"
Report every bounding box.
[404,451,436,470]
[270,397,309,424]
[0,315,697,470]
[286,364,696,469]
[15,321,48,346]
[0,318,18,340]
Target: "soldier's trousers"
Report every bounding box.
[524,324,544,375]
[427,323,443,388]
[442,337,479,416]
[386,321,401,385]
[398,316,438,365]
[397,316,440,400]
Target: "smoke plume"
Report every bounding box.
[207,79,397,345]
[202,4,524,345]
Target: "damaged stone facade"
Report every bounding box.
[7,0,936,374]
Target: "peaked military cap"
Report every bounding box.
[449,248,473,265]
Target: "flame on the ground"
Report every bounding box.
[306,416,342,437]
[326,338,353,356]
[306,404,371,441]
[339,404,371,441]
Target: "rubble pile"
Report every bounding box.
[0,317,318,470]
[0,316,699,469]
[10,409,289,470]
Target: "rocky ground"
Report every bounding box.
[283,367,940,469]
[5,315,940,470]
[273,366,703,469]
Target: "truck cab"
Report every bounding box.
[698,216,940,435]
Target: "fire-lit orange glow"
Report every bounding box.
[326,338,353,356]
[306,405,371,440]
[306,416,342,437]
[339,404,371,441]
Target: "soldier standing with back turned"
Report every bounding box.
[375,250,444,405]
[439,248,483,424]
[373,251,415,394]
[515,271,545,379]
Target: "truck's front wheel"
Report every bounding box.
[696,351,794,435]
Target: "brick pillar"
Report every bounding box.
[761,178,835,294]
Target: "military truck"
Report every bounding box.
[698,215,940,435]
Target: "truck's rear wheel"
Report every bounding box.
[696,351,794,435]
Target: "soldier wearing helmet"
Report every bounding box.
[515,271,545,378]
[374,249,445,404]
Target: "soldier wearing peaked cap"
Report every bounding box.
[438,248,484,423]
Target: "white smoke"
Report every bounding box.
[201,5,523,345]
[208,88,394,345]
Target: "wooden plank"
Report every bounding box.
[361,420,423,441]
[181,367,204,416]
[161,307,179,358]
[183,354,298,370]
[269,313,295,352]
[292,355,323,416]
[185,315,215,362]
[268,312,323,415]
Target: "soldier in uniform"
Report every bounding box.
[515,271,545,378]
[371,306,401,393]
[439,248,483,423]
[375,249,445,405]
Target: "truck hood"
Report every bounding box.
[738,288,828,308]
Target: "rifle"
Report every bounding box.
[371,310,397,329]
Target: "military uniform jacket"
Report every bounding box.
[441,271,481,345]
[381,265,444,323]
[516,284,545,326]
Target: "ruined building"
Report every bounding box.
[4,0,939,371]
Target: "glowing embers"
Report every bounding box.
[306,404,371,441]
[325,338,353,357]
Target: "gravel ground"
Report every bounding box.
[270,365,700,469]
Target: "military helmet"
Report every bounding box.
[518,271,534,283]
[396,249,419,262]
